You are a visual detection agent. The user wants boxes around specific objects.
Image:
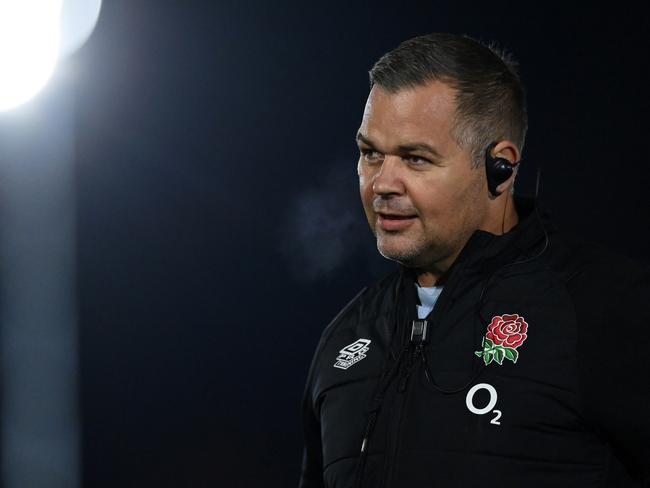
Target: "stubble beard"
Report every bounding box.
[373,212,479,272]
[374,226,454,269]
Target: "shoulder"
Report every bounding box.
[543,228,650,381]
[318,268,401,346]
[541,228,650,292]
[538,229,650,355]
[307,268,401,370]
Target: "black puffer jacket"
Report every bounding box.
[299,194,650,488]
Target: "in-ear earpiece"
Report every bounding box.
[485,141,518,197]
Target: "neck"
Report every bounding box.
[415,195,519,287]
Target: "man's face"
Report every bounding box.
[356,80,489,270]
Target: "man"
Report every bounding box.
[298,33,650,487]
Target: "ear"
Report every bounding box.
[494,164,519,195]
[491,140,520,165]
[492,140,521,195]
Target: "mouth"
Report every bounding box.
[376,212,417,231]
[377,212,416,219]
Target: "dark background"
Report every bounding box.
[74,1,649,486]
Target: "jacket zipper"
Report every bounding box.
[380,343,420,488]
[379,262,468,488]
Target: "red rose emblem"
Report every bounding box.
[485,314,528,349]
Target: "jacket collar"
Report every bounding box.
[464,193,557,273]
[399,193,558,286]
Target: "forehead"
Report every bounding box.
[359,80,458,148]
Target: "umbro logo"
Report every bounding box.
[333,339,371,370]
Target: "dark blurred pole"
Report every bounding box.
[0,73,80,488]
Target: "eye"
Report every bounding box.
[403,155,431,166]
[360,148,383,163]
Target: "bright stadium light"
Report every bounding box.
[0,2,102,486]
[0,0,62,111]
[59,0,103,58]
[0,0,102,112]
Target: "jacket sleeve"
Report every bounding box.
[297,286,368,487]
[575,262,650,484]
[298,342,325,488]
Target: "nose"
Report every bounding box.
[372,155,405,196]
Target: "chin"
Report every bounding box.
[377,235,451,268]
[376,242,422,266]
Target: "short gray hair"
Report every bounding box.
[368,33,528,169]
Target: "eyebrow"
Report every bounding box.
[355,132,444,159]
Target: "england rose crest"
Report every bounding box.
[475,314,528,365]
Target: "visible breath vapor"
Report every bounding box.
[281,162,366,282]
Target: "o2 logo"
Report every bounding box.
[465,383,502,425]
